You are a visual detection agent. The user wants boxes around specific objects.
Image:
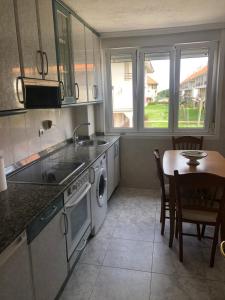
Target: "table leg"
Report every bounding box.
[221,208,225,242]
[169,177,176,248]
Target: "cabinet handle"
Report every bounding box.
[89,167,95,184]
[36,50,43,75]
[59,81,65,101]
[74,82,79,100]
[63,212,68,235]
[42,51,48,76]
[76,238,87,252]
[16,76,24,104]
[40,205,58,222]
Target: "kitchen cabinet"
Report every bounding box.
[85,27,95,102]
[0,0,24,112]
[36,0,58,80]
[28,196,67,300]
[107,140,120,200]
[93,34,103,101]
[15,0,41,78]
[0,232,34,300]
[71,16,88,103]
[15,0,58,80]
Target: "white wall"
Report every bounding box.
[101,28,225,188]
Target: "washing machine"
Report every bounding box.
[90,154,107,235]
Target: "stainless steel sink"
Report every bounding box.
[77,139,109,147]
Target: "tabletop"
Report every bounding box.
[163,150,225,178]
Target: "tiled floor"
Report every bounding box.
[60,187,225,300]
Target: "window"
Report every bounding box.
[106,42,218,134]
[107,49,137,130]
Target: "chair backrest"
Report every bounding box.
[174,170,225,220]
[153,149,166,199]
[172,136,203,150]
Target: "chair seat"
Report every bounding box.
[182,208,217,223]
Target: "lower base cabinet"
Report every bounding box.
[29,207,67,300]
[107,140,120,200]
[0,232,34,300]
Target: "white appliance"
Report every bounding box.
[90,154,107,235]
[64,170,92,267]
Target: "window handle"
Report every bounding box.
[42,51,49,76]
[36,50,43,75]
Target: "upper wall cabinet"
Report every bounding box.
[15,0,57,80]
[85,27,95,102]
[54,1,103,105]
[93,34,103,101]
[37,0,58,80]
[0,0,24,112]
[71,16,88,103]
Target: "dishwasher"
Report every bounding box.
[27,194,67,300]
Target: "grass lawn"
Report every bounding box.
[144,103,204,128]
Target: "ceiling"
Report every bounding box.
[63,0,225,33]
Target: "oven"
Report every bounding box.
[63,170,91,263]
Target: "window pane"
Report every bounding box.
[144,53,170,128]
[111,54,133,128]
[178,49,208,128]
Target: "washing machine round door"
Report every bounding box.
[96,168,107,207]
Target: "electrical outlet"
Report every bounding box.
[39,129,44,137]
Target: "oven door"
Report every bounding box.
[64,182,91,260]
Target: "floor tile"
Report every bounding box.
[150,273,211,300]
[152,243,206,278]
[79,237,110,265]
[203,248,225,282]
[103,238,153,272]
[90,266,151,300]
[207,279,225,300]
[60,264,100,300]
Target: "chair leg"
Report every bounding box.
[178,219,183,262]
[197,224,201,241]
[160,196,163,223]
[175,217,178,239]
[210,225,219,267]
[161,201,166,236]
[201,225,206,237]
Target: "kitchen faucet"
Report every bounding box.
[72,122,90,144]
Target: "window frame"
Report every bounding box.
[173,41,218,134]
[105,48,138,133]
[105,41,218,135]
[138,47,175,133]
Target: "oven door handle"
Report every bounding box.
[65,183,91,208]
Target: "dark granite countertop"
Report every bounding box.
[0,136,119,254]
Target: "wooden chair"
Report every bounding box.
[174,171,225,267]
[172,136,203,150]
[153,149,170,235]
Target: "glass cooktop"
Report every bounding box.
[8,155,85,185]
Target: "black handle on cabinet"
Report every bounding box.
[42,51,49,76]
[59,81,65,101]
[75,82,79,100]
[16,76,24,104]
[63,212,68,235]
[36,50,43,75]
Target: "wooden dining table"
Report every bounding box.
[163,150,225,247]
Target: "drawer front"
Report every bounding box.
[27,194,64,243]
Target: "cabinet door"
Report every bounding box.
[107,145,115,200]
[37,0,58,80]
[55,3,73,103]
[71,16,88,103]
[30,209,67,300]
[0,0,23,111]
[93,34,103,101]
[15,0,42,78]
[114,141,120,188]
[85,27,95,101]
[0,232,34,300]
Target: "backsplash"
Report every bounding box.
[0,108,77,167]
